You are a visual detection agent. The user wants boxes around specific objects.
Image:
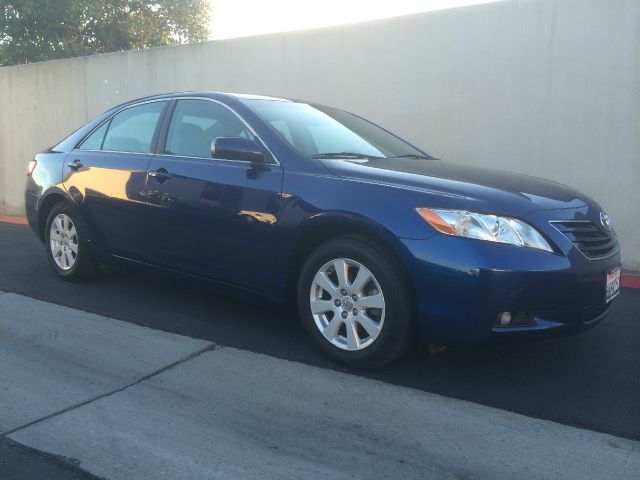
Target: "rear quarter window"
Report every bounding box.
[78,122,109,150]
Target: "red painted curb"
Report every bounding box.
[622,275,640,289]
[0,214,638,288]
[0,215,28,225]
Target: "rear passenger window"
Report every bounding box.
[78,122,109,150]
[102,101,166,153]
[165,99,253,158]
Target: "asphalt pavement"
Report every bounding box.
[0,221,639,478]
[2,291,639,479]
[1,222,638,439]
[0,437,102,480]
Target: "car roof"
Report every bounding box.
[118,91,293,106]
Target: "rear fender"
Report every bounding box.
[36,187,90,244]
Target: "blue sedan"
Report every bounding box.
[25,92,621,366]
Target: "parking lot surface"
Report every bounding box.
[1,222,639,478]
[0,437,102,480]
[1,291,639,479]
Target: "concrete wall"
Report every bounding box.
[1,0,638,269]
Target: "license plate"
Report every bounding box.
[605,267,621,303]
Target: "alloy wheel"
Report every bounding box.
[309,258,385,351]
[49,213,78,271]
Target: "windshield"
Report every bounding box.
[244,100,430,159]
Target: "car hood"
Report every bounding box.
[320,158,589,217]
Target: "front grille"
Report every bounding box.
[551,220,617,259]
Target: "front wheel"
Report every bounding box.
[45,203,97,281]
[297,236,414,367]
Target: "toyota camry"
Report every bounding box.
[25,92,621,366]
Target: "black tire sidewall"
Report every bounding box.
[297,236,414,368]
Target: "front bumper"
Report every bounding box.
[400,210,621,346]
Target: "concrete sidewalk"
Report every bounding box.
[1,292,639,479]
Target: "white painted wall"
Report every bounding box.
[1,0,638,268]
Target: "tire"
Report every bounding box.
[45,203,98,281]
[297,235,414,368]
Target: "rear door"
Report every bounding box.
[63,100,168,259]
[145,98,283,293]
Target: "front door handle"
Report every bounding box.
[67,159,83,170]
[148,168,172,182]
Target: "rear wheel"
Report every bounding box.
[45,203,97,280]
[297,236,413,367]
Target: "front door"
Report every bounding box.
[145,99,283,293]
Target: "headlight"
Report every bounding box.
[416,208,553,253]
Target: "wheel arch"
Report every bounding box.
[283,215,416,306]
[37,189,87,242]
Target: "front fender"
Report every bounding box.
[279,170,460,241]
[273,170,444,300]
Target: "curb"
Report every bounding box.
[622,274,640,289]
[1,215,638,289]
[0,215,28,225]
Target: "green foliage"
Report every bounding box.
[0,0,211,66]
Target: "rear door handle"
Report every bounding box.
[148,168,172,182]
[67,159,83,170]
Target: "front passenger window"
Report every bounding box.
[165,99,254,158]
[102,101,166,153]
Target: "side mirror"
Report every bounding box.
[211,137,265,163]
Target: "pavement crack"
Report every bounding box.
[2,342,221,437]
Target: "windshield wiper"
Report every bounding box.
[387,154,431,159]
[307,152,383,159]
